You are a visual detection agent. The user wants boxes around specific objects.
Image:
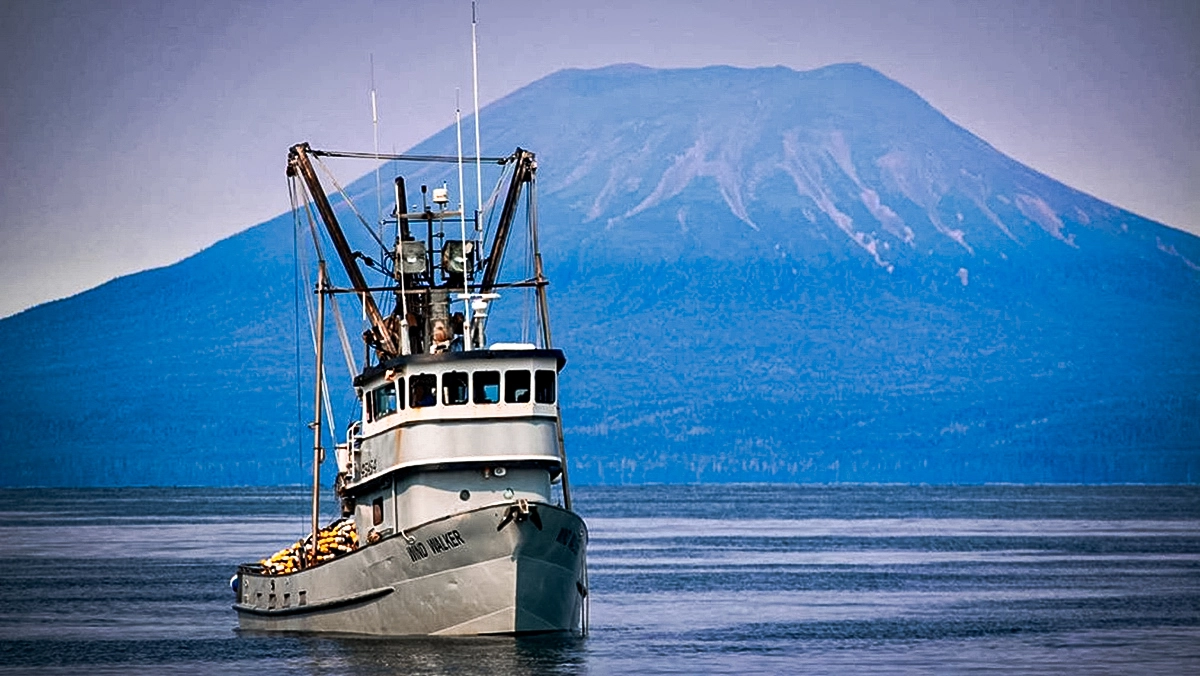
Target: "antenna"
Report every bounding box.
[370,54,385,262]
[455,90,473,350]
[471,1,483,232]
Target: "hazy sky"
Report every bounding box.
[1,0,1196,318]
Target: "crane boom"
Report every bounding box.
[478,149,536,293]
[287,142,400,358]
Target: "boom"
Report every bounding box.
[287,143,546,363]
[287,142,401,358]
[478,149,536,294]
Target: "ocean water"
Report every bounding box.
[1,485,1198,675]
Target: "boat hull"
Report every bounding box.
[234,502,587,636]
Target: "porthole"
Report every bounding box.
[459,489,471,501]
[494,466,507,477]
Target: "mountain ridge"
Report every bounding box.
[1,63,1196,486]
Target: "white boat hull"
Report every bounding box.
[234,502,587,636]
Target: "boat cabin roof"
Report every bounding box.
[354,348,565,387]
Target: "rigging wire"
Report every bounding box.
[470,163,514,342]
[294,179,339,439]
[310,149,506,163]
[294,176,327,261]
[312,154,388,254]
[521,191,533,344]
[480,178,511,284]
[289,177,306,493]
[327,289,360,377]
[478,162,511,261]
[297,147,363,373]
[311,152,394,343]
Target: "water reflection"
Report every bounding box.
[280,633,587,676]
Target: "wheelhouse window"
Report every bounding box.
[535,370,556,404]
[505,370,531,403]
[442,372,469,406]
[369,381,399,421]
[410,374,437,408]
[473,370,500,404]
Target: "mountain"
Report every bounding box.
[2,63,1198,486]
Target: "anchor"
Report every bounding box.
[496,498,543,531]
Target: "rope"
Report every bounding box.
[479,162,510,249]
[327,291,359,377]
[290,178,305,490]
[294,179,339,439]
[521,193,533,344]
[470,163,515,342]
[295,180,326,261]
[313,154,403,362]
[313,154,388,253]
[310,149,508,163]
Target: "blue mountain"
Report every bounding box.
[2,64,1198,486]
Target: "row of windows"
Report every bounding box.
[367,369,556,421]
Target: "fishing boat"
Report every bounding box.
[230,141,588,636]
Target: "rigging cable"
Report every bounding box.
[327,288,360,377]
[478,162,511,264]
[470,161,512,342]
[521,190,533,344]
[311,152,393,331]
[310,149,506,163]
[289,177,306,491]
[528,173,550,348]
[295,170,362,374]
[313,154,388,253]
[295,180,340,439]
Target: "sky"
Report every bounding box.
[1,0,1196,319]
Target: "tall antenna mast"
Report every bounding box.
[471,1,483,230]
[371,55,383,248]
[455,90,473,351]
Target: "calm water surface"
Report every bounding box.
[1,485,1198,674]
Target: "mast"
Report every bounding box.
[309,262,328,568]
[371,54,383,252]
[455,91,474,351]
[525,171,571,511]
[529,173,552,349]
[472,1,484,237]
[394,177,412,356]
[478,149,536,293]
[288,143,400,359]
[288,143,538,358]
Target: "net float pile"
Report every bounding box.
[258,518,358,575]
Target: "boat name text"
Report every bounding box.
[407,529,466,562]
